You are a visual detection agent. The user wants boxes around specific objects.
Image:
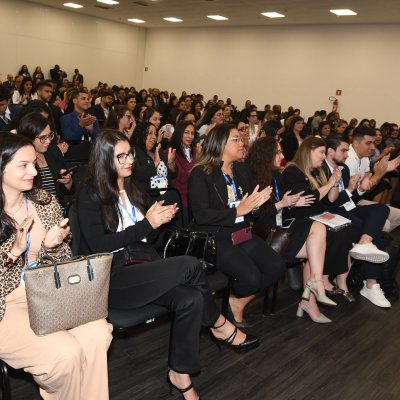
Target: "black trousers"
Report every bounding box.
[216,234,286,298]
[336,203,390,280]
[109,255,220,374]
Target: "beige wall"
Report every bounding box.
[143,24,400,124]
[1,1,398,124]
[0,0,146,89]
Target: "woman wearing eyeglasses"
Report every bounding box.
[188,124,286,327]
[104,104,135,140]
[18,112,73,207]
[197,105,225,138]
[77,130,259,400]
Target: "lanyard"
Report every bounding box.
[223,173,238,200]
[118,196,137,225]
[273,178,280,202]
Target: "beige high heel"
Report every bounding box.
[302,280,337,306]
[296,302,332,323]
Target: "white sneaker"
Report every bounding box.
[349,243,389,264]
[360,281,391,308]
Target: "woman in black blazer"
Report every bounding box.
[281,116,307,161]
[18,112,73,206]
[188,124,286,327]
[282,136,361,303]
[77,130,258,400]
[247,137,337,323]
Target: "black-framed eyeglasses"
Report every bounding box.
[116,149,135,164]
[36,132,55,143]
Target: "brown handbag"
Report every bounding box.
[24,253,113,336]
[252,224,293,256]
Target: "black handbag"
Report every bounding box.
[123,242,160,265]
[163,228,217,274]
[252,224,293,256]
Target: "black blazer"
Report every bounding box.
[281,131,303,161]
[0,105,21,130]
[321,161,362,212]
[188,162,277,239]
[76,185,154,255]
[281,164,326,219]
[41,145,73,205]
[89,104,108,128]
[133,147,178,190]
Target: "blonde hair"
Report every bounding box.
[286,136,327,189]
[193,123,232,174]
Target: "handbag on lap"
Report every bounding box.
[24,253,113,336]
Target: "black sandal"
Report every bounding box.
[210,318,259,352]
[167,369,201,400]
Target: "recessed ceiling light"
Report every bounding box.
[128,18,146,23]
[163,17,183,23]
[261,12,285,18]
[207,15,229,21]
[63,2,83,8]
[97,0,119,5]
[330,9,357,16]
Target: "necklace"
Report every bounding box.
[6,196,24,217]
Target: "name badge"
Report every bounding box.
[276,209,283,226]
[230,200,244,223]
[343,199,356,211]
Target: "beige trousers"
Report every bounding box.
[0,285,113,400]
[357,199,400,232]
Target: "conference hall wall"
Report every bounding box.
[0,0,145,90]
[143,24,400,124]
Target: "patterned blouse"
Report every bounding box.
[0,189,71,322]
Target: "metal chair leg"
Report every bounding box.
[0,359,11,400]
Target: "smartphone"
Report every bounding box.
[282,218,295,229]
[58,165,78,178]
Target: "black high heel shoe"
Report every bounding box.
[226,304,250,329]
[167,370,201,400]
[210,318,259,352]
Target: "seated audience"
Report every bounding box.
[12,77,33,105]
[247,137,336,322]
[189,124,286,327]
[89,89,113,128]
[60,90,100,144]
[281,116,306,161]
[323,135,391,307]
[0,133,112,400]
[282,136,361,297]
[77,130,259,400]
[197,105,225,137]
[104,105,135,139]
[18,112,74,206]
[170,121,200,225]
[345,126,400,232]
[131,122,177,191]
[0,86,21,130]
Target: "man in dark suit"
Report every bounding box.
[2,74,15,97]
[89,89,113,128]
[50,65,67,87]
[112,87,126,106]
[0,85,21,130]
[323,134,391,308]
[34,81,63,134]
[72,68,84,84]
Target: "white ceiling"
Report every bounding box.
[26,0,400,28]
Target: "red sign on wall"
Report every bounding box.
[336,89,342,96]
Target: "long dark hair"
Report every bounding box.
[83,130,149,232]
[104,104,129,131]
[0,133,43,242]
[246,137,279,193]
[170,121,195,159]
[18,112,49,140]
